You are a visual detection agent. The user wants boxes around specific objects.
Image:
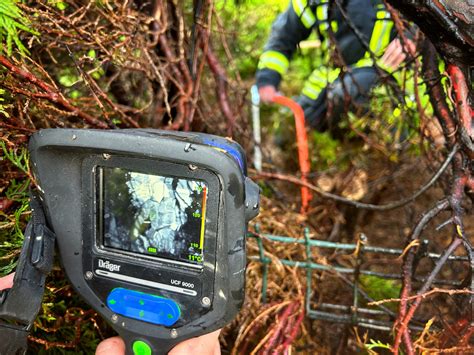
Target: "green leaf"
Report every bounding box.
[87,49,96,59]
[56,2,67,11]
[0,140,31,176]
[0,88,11,117]
[69,90,81,99]
[59,71,79,87]
[0,0,39,56]
[365,339,392,351]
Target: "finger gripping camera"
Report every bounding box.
[27,129,260,355]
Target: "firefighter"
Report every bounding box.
[256,0,415,132]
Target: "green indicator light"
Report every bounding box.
[139,310,145,318]
[147,247,157,253]
[109,299,116,305]
[133,340,152,355]
[167,313,173,319]
[139,299,145,306]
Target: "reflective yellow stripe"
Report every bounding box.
[378,17,393,53]
[377,58,394,73]
[316,2,338,34]
[292,0,316,29]
[302,67,340,99]
[308,68,339,86]
[354,57,375,69]
[377,10,388,20]
[354,10,394,71]
[438,59,445,73]
[369,11,393,56]
[354,55,395,73]
[327,68,340,82]
[258,51,290,75]
[317,3,327,32]
[402,69,430,108]
[302,86,321,100]
[308,75,328,88]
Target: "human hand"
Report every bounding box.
[96,330,221,355]
[258,85,278,103]
[380,38,416,71]
[0,274,221,355]
[0,273,14,290]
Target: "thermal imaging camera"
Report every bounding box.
[27,129,260,355]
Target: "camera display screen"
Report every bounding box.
[100,167,207,266]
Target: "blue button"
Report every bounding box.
[107,288,181,326]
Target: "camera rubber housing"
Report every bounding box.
[29,129,259,355]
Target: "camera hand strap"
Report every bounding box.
[0,193,56,355]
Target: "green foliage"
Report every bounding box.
[311,131,341,169]
[29,272,112,355]
[58,67,85,99]
[345,102,414,163]
[0,192,28,242]
[57,52,105,99]
[365,339,392,354]
[58,67,80,88]
[91,66,105,80]
[0,140,31,177]
[58,68,83,98]
[0,141,111,352]
[0,0,38,56]
[0,182,29,274]
[360,275,401,312]
[87,49,96,59]
[0,139,113,351]
[4,177,29,204]
[215,0,287,79]
[47,0,68,11]
[257,181,274,198]
[0,88,11,117]
[283,33,325,95]
[0,141,31,275]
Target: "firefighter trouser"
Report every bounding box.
[297,67,380,132]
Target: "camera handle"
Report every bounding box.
[0,192,56,355]
[119,328,178,355]
[0,194,201,355]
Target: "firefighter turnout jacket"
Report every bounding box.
[256,0,396,101]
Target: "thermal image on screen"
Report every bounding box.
[101,167,207,266]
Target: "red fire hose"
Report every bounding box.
[271,95,312,213]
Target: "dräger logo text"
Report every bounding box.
[98,259,121,272]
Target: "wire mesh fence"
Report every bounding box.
[247,224,469,332]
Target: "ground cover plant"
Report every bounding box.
[0,0,472,353]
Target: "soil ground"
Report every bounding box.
[222,143,474,353]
